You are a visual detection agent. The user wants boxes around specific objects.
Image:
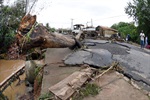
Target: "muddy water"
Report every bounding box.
[0,60,26,100]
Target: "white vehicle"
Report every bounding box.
[72,24,98,39]
[72,24,84,35]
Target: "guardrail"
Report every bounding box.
[0,64,25,93]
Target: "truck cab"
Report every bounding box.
[72,24,84,36]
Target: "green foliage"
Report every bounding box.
[80,83,100,96]
[0,0,26,53]
[125,0,150,43]
[0,92,8,100]
[73,83,100,100]
[50,28,56,32]
[111,22,139,43]
[36,74,42,85]
[39,92,54,100]
[148,95,150,100]
[34,66,41,76]
[34,65,43,84]
[4,31,16,48]
[45,23,56,32]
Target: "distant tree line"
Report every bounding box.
[125,0,150,35]
[111,0,150,44]
[111,22,138,43]
[46,23,56,32]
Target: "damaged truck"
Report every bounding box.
[71,24,119,40]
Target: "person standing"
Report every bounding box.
[126,34,130,42]
[145,36,148,47]
[140,31,145,48]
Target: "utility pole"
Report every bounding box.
[91,19,93,27]
[86,22,89,27]
[71,19,74,30]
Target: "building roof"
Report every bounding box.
[98,26,118,32]
[73,24,84,26]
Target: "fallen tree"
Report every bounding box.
[17,14,81,51]
[7,14,81,59]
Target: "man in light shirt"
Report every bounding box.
[140,30,145,48]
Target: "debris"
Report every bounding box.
[49,67,96,100]
[72,83,100,100]
[7,43,19,59]
[94,62,119,80]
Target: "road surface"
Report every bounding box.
[83,39,150,91]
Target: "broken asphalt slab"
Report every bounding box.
[84,39,150,91]
[84,71,149,100]
[83,39,109,44]
[64,49,113,68]
[113,49,150,91]
[82,39,109,46]
[85,40,129,55]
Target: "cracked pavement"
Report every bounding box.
[64,49,112,68]
[64,39,150,91]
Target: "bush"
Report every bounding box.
[72,83,101,100]
[111,22,138,43]
[38,92,53,100]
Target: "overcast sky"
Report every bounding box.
[6,0,133,29]
[32,0,133,28]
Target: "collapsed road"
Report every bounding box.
[64,39,150,91]
[2,14,149,99]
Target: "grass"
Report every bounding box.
[38,83,100,100]
[72,83,101,100]
[0,93,8,100]
[148,95,150,100]
[38,92,54,100]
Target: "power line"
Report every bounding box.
[93,15,127,21]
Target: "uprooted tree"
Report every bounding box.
[0,0,81,59]
[7,14,81,59]
[0,0,38,55]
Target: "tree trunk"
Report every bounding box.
[21,28,76,51]
[16,14,81,53]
